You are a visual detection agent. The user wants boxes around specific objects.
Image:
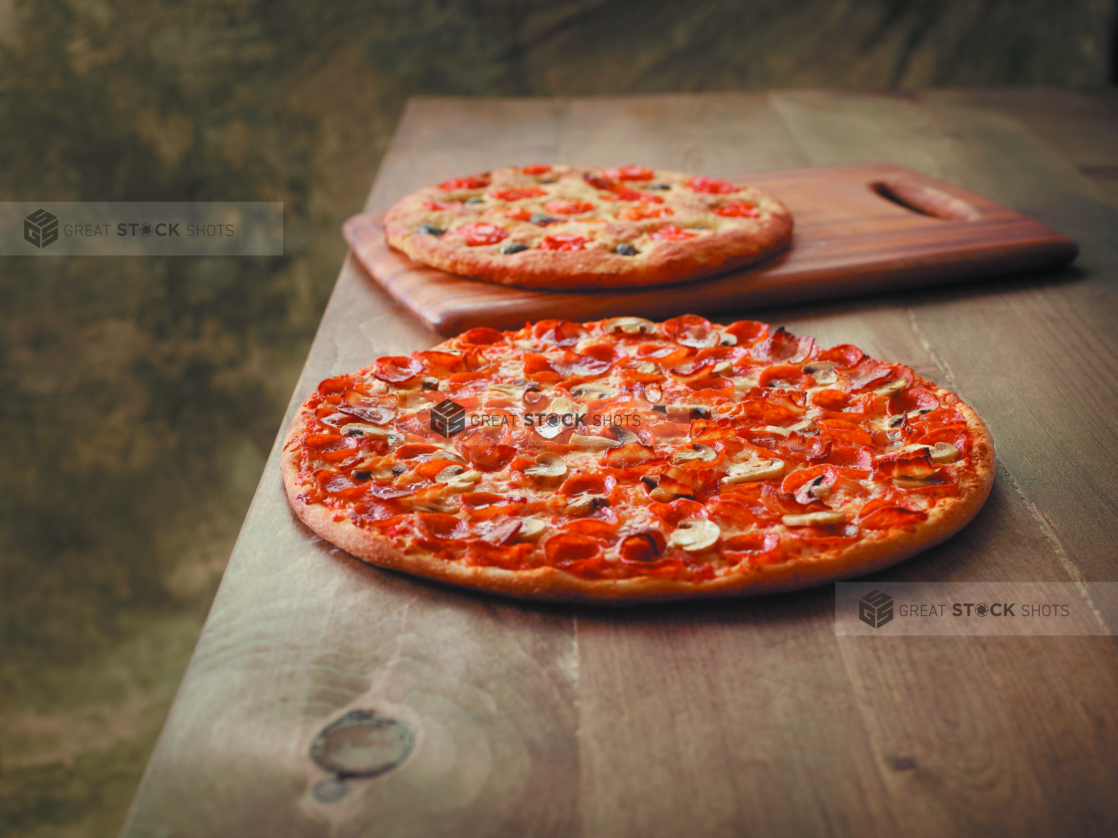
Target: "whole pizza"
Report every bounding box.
[281,316,995,603]
[383,165,793,289]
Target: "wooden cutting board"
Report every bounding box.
[343,162,1077,336]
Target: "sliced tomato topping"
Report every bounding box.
[600,165,656,181]
[373,355,423,384]
[540,234,592,251]
[714,200,759,218]
[422,200,462,211]
[752,327,816,363]
[888,387,940,415]
[439,174,490,191]
[817,343,865,368]
[618,203,672,221]
[521,164,552,175]
[650,224,696,241]
[545,199,595,215]
[490,186,546,201]
[455,222,508,246]
[688,176,737,194]
[457,327,505,347]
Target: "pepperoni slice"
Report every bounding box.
[860,506,928,530]
[458,327,506,346]
[534,319,587,346]
[688,176,737,194]
[439,174,490,191]
[373,355,423,384]
[544,199,595,215]
[600,165,656,181]
[318,375,355,395]
[817,344,865,369]
[416,513,469,544]
[723,320,769,346]
[455,222,508,246]
[714,200,759,218]
[723,532,783,566]
[650,225,696,241]
[752,327,816,363]
[521,164,552,175]
[540,234,592,251]
[545,533,603,564]
[662,314,717,347]
[888,387,941,415]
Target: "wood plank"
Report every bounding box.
[344,162,1076,336]
[770,88,1118,834]
[124,100,583,838]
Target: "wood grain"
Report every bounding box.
[344,162,1076,335]
[124,92,1118,838]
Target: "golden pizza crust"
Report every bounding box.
[384,165,793,290]
[280,328,996,605]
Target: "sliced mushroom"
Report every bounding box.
[893,474,945,489]
[668,519,720,552]
[435,464,483,491]
[340,423,401,442]
[515,518,547,540]
[548,395,580,419]
[712,360,734,376]
[431,447,467,464]
[411,493,460,514]
[929,442,960,463]
[876,378,908,395]
[569,433,622,451]
[782,510,847,527]
[525,452,568,487]
[636,361,660,375]
[569,382,617,401]
[673,443,717,464]
[603,316,656,335]
[718,332,738,346]
[803,361,836,385]
[565,494,608,514]
[653,404,712,421]
[722,458,785,485]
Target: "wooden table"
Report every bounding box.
[123,90,1118,838]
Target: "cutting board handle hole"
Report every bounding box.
[871,179,980,222]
